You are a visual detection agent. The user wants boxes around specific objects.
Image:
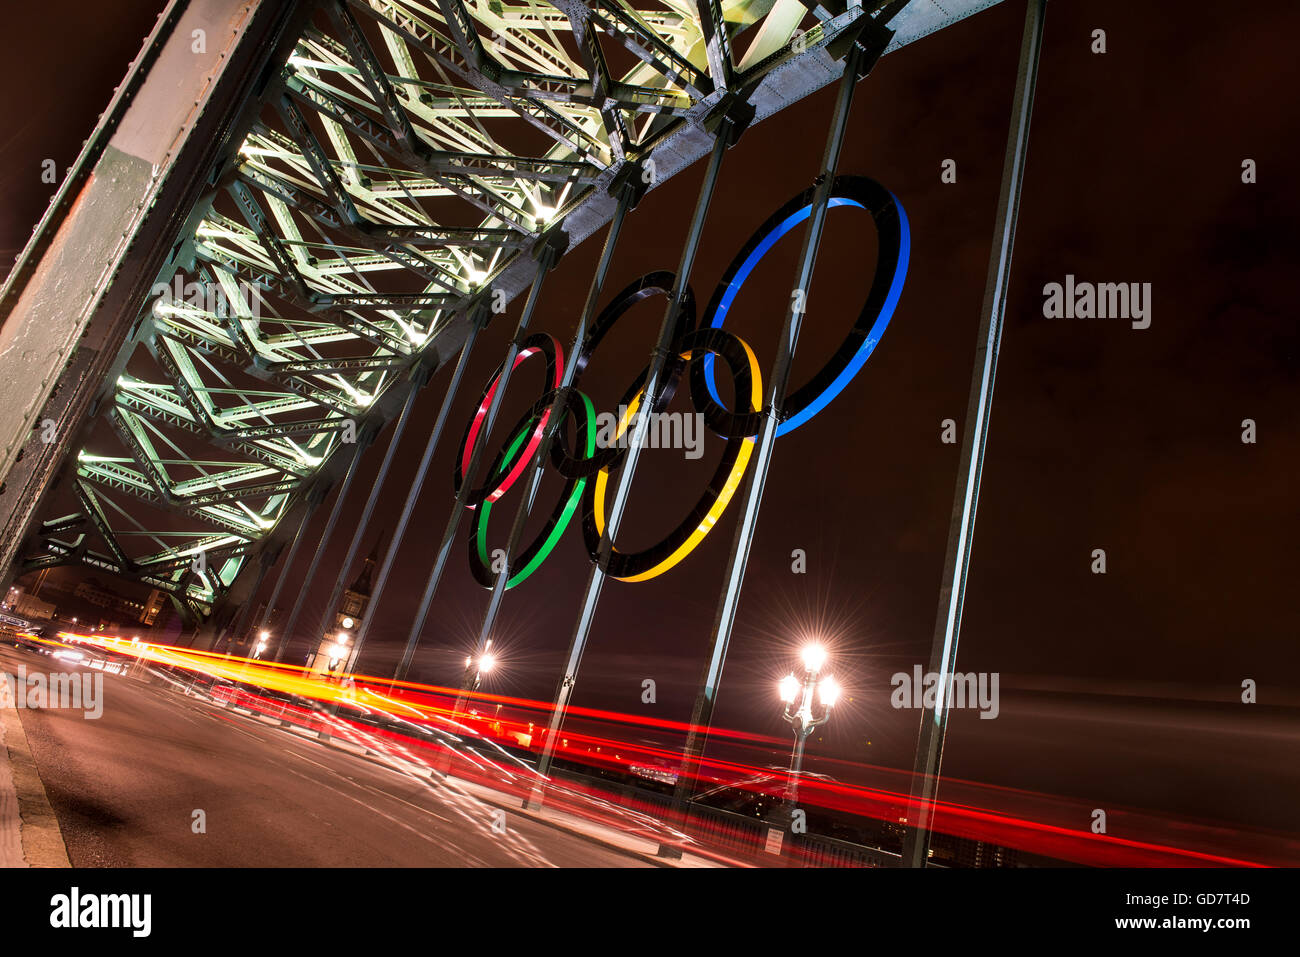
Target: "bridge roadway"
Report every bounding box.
[0,644,653,867]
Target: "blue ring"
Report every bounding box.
[701,183,910,436]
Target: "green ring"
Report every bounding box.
[473,390,596,588]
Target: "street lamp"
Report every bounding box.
[778,643,840,809]
[465,640,495,691]
[328,632,349,675]
[254,630,270,659]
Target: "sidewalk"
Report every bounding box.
[0,655,71,867]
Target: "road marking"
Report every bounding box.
[137,672,662,866]
[282,748,456,825]
[279,765,490,863]
[278,745,513,845]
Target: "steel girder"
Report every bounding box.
[5,0,1002,618]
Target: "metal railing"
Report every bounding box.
[550,763,901,867]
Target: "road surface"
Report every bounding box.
[0,644,651,867]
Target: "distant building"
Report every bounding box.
[307,538,379,678]
[336,544,376,630]
[930,834,1023,868]
[13,592,56,620]
[140,589,165,625]
[73,578,153,622]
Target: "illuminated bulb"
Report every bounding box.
[479,653,496,674]
[819,676,841,708]
[800,643,827,672]
[779,674,800,703]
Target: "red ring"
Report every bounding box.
[457,333,564,509]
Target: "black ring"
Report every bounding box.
[696,174,907,435]
[581,326,761,580]
[550,271,696,479]
[466,387,595,588]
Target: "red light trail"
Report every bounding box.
[27,628,1299,868]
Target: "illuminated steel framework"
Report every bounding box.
[3,0,992,623]
[0,0,1028,869]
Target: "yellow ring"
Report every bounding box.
[593,338,762,581]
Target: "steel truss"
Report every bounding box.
[10,0,991,624]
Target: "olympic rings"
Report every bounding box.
[468,389,596,588]
[582,327,762,582]
[456,175,908,588]
[550,271,694,480]
[697,175,910,436]
[454,332,563,509]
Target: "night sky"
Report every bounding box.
[5,1,1298,852]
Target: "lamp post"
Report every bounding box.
[235,629,272,692]
[778,644,842,810]
[463,641,495,693]
[430,642,497,774]
[328,632,350,677]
